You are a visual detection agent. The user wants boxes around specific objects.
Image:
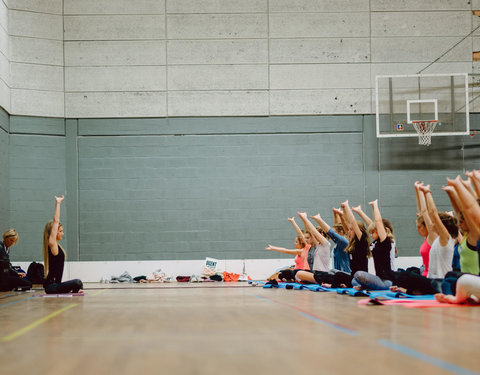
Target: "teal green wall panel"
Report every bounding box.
[4,114,480,263]
[78,115,361,136]
[8,134,66,261]
[77,130,364,260]
[10,116,65,136]
[0,109,9,229]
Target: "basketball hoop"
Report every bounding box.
[411,120,438,146]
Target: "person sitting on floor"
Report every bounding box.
[0,229,32,291]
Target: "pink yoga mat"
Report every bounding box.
[358,298,476,308]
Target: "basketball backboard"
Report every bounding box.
[375,73,470,141]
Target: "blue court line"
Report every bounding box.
[297,311,358,336]
[254,294,357,335]
[0,296,33,308]
[378,340,480,375]
[253,294,273,303]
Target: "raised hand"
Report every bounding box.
[332,207,343,215]
[368,199,378,207]
[311,213,321,221]
[55,195,65,204]
[442,185,455,193]
[287,217,295,223]
[352,204,362,213]
[419,184,431,193]
[297,212,307,219]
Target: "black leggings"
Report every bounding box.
[278,269,302,282]
[313,271,335,285]
[332,271,354,288]
[393,271,440,295]
[45,279,83,294]
[3,275,32,291]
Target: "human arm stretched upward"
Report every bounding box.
[420,185,450,247]
[341,200,362,241]
[447,176,480,234]
[352,204,373,227]
[48,195,64,256]
[369,199,387,242]
[310,213,331,234]
[297,212,326,246]
[417,182,437,245]
[287,217,306,244]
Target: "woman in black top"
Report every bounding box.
[321,201,370,288]
[42,195,83,294]
[352,199,394,290]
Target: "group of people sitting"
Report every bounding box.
[1,195,83,294]
[266,172,480,304]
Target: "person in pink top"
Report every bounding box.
[265,217,312,281]
[265,235,311,269]
[415,181,435,276]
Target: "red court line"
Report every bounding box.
[255,294,357,335]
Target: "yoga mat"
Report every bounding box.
[33,292,85,298]
[336,288,369,297]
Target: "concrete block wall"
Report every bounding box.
[63,0,167,118]
[7,0,64,117]
[1,0,476,117]
[0,0,8,112]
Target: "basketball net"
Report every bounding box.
[411,121,437,146]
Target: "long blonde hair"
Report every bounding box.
[345,221,372,258]
[368,219,395,242]
[42,220,65,277]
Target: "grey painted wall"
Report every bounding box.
[1,0,478,117]
[0,107,8,230]
[5,113,480,263]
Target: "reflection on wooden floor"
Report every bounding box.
[1,283,479,375]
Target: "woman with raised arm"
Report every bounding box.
[323,202,370,288]
[294,212,331,283]
[307,212,350,285]
[311,212,350,273]
[414,181,436,276]
[351,199,394,290]
[352,204,397,271]
[420,184,458,279]
[266,217,311,282]
[43,195,83,294]
[442,184,479,275]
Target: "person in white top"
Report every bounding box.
[418,183,458,279]
[295,212,331,283]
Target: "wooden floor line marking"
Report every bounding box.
[0,296,33,308]
[254,294,357,335]
[1,303,78,342]
[378,340,480,375]
[90,289,107,297]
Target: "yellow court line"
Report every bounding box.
[1,303,78,342]
[90,289,107,297]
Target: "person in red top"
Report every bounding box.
[415,181,434,276]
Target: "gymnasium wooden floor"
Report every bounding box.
[1,283,479,375]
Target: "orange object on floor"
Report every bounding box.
[223,271,240,282]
